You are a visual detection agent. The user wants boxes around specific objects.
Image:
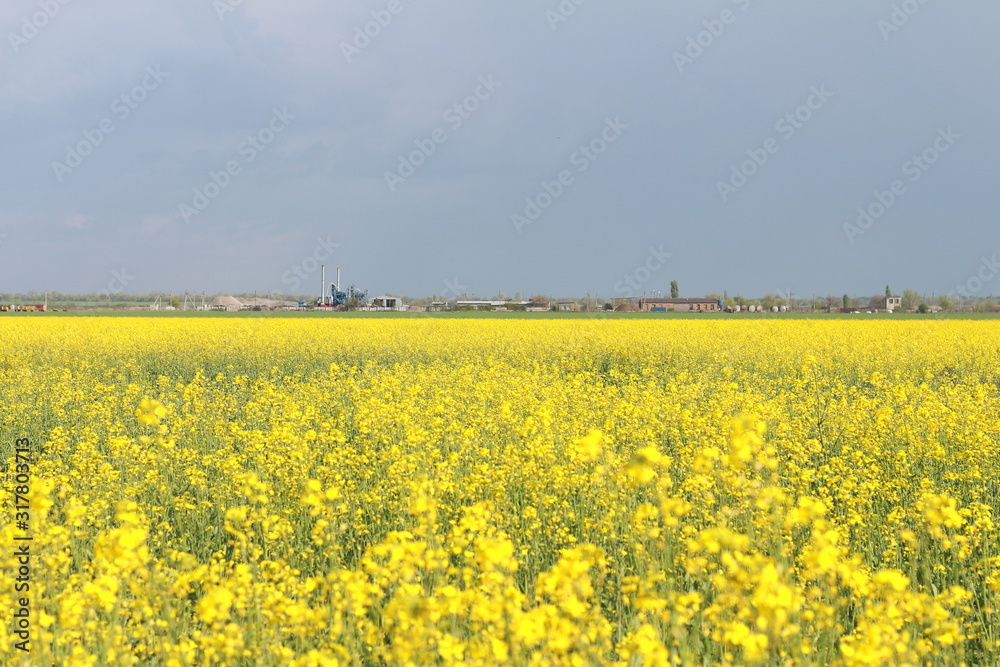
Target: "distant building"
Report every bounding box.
[456,300,529,310]
[557,301,577,312]
[886,296,902,312]
[369,295,405,311]
[639,298,720,312]
[456,300,508,310]
[208,295,297,311]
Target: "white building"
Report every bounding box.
[368,295,406,311]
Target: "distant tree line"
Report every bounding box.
[0,291,318,308]
[1,288,996,313]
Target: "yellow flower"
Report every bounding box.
[135,397,166,426]
[570,429,604,463]
[874,569,910,593]
[9,316,1000,665]
[627,446,663,486]
[197,585,235,624]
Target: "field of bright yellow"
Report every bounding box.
[1,318,999,666]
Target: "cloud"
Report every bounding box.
[1,1,998,296]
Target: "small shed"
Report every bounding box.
[370,295,405,311]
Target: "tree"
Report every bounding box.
[917,304,929,313]
[670,281,679,298]
[938,295,953,311]
[169,298,181,309]
[901,289,920,312]
[842,294,850,310]
[761,294,777,309]
[886,285,892,298]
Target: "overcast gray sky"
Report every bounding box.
[2,0,997,300]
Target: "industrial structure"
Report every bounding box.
[316,266,369,310]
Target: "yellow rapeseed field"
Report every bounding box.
[1,317,998,666]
